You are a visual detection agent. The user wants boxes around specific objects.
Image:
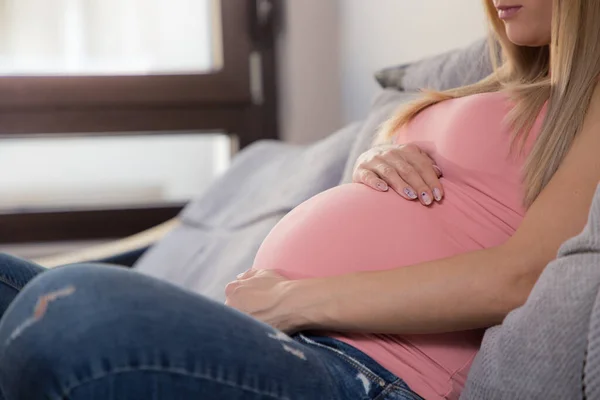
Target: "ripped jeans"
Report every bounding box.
[0,254,422,400]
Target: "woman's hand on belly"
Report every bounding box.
[225,269,309,333]
[353,143,443,206]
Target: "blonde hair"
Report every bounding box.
[379,0,600,206]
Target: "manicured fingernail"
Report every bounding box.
[377,182,388,191]
[404,187,418,199]
[433,165,443,177]
[421,192,432,205]
[433,188,442,201]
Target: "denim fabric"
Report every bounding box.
[0,254,45,316]
[0,254,421,400]
[294,334,424,400]
[98,247,149,268]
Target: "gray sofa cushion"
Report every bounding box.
[375,38,495,92]
[461,185,600,400]
[585,288,600,399]
[178,134,354,230]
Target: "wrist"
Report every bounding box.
[282,278,337,331]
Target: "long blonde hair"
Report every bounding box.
[379,0,600,206]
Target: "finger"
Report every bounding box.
[354,168,389,192]
[416,152,443,179]
[409,150,444,201]
[398,143,422,154]
[369,159,419,200]
[411,149,443,180]
[225,280,240,298]
[431,165,444,202]
[403,153,444,202]
[407,145,443,180]
[387,156,434,206]
[236,269,258,280]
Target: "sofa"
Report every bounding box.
[36,38,600,399]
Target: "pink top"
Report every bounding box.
[253,92,546,399]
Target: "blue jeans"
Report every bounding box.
[0,254,422,400]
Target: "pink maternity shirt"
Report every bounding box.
[253,92,546,399]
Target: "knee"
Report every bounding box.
[0,264,142,398]
[0,263,116,340]
[1,262,125,313]
[0,264,138,338]
[0,262,174,355]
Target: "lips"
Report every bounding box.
[496,5,522,20]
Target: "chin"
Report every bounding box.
[506,33,549,47]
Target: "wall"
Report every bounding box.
[339,0,487,124]
[276,0,343,144]
[277,0,488,143]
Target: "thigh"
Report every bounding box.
[0,264,344,400]
[0,254,45,317]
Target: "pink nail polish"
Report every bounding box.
[433,188,442,201]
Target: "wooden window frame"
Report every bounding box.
[0,0,281,244]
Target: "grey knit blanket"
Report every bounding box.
[462,184,600,399]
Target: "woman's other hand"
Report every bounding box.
[226,269,305,333]
[352,143,443,205]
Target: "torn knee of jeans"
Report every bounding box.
[33,286,76,318]
[7,285,76,344]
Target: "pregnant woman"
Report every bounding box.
[2,1,600,399]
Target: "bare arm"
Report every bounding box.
[286,85,600,335]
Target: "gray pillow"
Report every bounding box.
[375,38,495,92]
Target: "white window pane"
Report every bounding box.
[0,0,223,75]
[0,133,231,210]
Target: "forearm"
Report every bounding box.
[288,245,547,335]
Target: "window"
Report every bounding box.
[0,0,222,75]
[0,0,280,244]
[0,134,231,209]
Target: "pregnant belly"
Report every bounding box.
[253,183,470,279]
